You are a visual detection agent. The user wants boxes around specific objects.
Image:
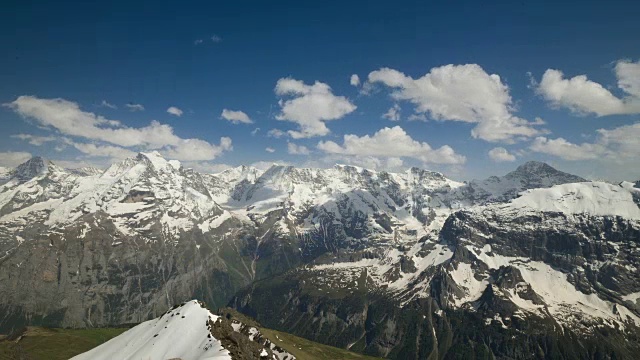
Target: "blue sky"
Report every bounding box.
[1,0,639,181]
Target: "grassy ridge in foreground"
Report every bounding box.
[261,327,381,360]
[0,325,382,360]
[0,327,128,360]
[218,307,382,359]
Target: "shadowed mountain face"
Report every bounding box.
[1,153,639,359]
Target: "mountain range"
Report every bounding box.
[1,152,639,359]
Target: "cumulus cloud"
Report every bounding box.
[617,60,640,98]
[267,128,286,138]
[5,96,232,162]
[366,64,543,142]
[220,109,253,124]
[11,134,57,146]
[100,100,117,109]
[125,103,145,111]
[265,147,275,153]
[350,74,360,87]
[488,147,516,162]
[530,137,605,160]
[275,77,357,138]
[407,113,427,121]
[0,151,32,167]
[287,142,310,155]
[382,103,401,121]
[530,122,640,161]
[251,128,260,136]
[163,137,232,161]
[71,142,136,159]
[194,39,204,45]
[535,59,640,116]
[211,35,222,43]
[317,126,465,164]
[167,106,183,117]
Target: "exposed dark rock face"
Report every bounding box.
[230,192,640,359]
[231,272,640,359]
[2,154,639,359]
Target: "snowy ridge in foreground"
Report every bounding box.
[71,300,231,360]
[71,300,292,360]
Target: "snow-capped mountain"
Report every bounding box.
[71,300,294,360]
[1,153,639,358]
[233,181,640,358]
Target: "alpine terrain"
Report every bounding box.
[0,153,639,359]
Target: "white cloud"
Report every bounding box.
[211,35,222,43]
[617,60,640,98]
[366,64,542,142]
[0,151,32,167]
[220,109,253,124]
[162,137,232,161]
[530,122,640,161]
[5,96,232,161]
[535,59,640,116]
[267,129,286,138]
[529,137,606,160]
[350,74,360,87]
[488,147,516,162]
[382,103,401,121]
[275,77,357,138]
[11,134,57,146]
[125,103,145,111]
[317,126,465,164]
[194,39,204,45]
[265,147,275,153]
[100,100,117,109]
[287,142,310,155]
[251,128,260,136]
[407,113,427,121]
[71,142,136,159]
[167,106,183,117]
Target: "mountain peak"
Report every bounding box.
[407,166,446,180]
[507,161,585,183]
[514,161,555,173]
[136,151,181,171]
[334,163,367,173]
[14,156,62,181]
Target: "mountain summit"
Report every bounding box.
[506,160,586,184]
[13,156,63,182]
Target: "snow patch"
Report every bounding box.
[71,300,231,360]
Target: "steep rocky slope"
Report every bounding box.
[231,182,640,359]
[0,154,567,331]
[1,153,637,358]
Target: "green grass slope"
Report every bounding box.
[0,323,382,360]
[0,327,128,360]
